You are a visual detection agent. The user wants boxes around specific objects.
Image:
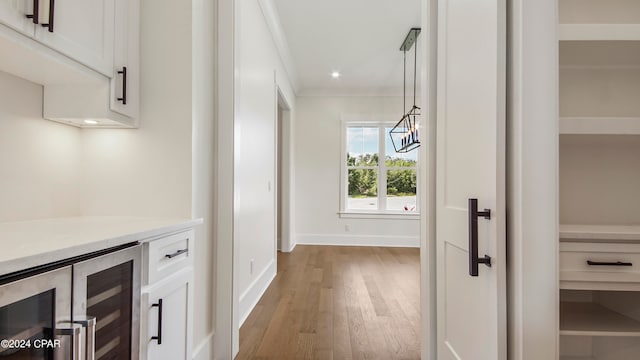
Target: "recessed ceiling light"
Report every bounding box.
[331,71,341,78]
[83,119,99,125]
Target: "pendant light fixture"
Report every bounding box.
[390,27,421,153]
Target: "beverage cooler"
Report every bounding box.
[0,243,141,360]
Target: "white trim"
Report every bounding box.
[296,233,420,248]
[420,0,437,358]
[214,0,236,358]
[256,0,299,93]
[192,333,214,360]
[508,0,559,359]
[338,212,420,220]
[238,259,277,326]
[281,240,296,253]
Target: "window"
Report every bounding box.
[342,123,418,215]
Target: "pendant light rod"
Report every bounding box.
[390,27,422,154]
[399,28,421,52]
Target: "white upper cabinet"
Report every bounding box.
[110,0,139,118]
[0,0,36,37]
[0,0,139,127]
[34,0,115,77]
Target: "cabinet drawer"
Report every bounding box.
[144,230,193,285]
[560,242,640,287]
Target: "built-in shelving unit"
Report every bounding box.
[561,301,640,337]
[559,0,640,358]
[560,224,640,241]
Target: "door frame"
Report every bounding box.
[275,85,294,254]
[420,0,438,358]
[213,0,559,360]
[507,0,559,359]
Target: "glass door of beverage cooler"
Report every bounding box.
[72,245,141,360]
[0,266,78,360]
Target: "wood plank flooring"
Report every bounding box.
[236,245,421,360]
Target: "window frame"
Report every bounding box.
[340,119,420,218]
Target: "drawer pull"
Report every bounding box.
[587,260,632,267]
[165,248,188,259]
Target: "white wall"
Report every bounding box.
[560,135,640,225]
[81,0,193,218]
[0,71,82,222]
[234,0,296,327]
[294,96,420,247]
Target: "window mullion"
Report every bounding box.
[378,125,387,211]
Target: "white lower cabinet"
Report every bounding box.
[140,230,194,360]
[144,269,193,360]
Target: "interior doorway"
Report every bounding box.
[276,88,293,253]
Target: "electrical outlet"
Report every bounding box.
[250,259,254,274]
[345,224,351,232]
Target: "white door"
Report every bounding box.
[35,0,114,77]
[0,0,36,37]
[435,0,506,358]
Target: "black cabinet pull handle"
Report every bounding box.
[587,260,632,267]
[117,67,127,105]
[469,198,492,277]
[40,0,54,32]
[165,248,188,259]
[25,0,39,24]
[151,299,163,345]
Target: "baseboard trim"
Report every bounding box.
[281,241,296,253]
[296,233,419,247]
[193,333,214,360]
[238,258,277,326]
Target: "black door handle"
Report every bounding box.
[587,260,632,267]
[469,198,492,276]
[40,0,54,32]
[117,67,127,105]
[25,0,39,24]
[151,299,163,344]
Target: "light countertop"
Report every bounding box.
[0,216,203,275]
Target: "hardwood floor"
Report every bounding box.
[236,245,421,360]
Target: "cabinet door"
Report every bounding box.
[0,0,36,37]
[146,271,193,360]
[35,0,114,77]
[110,0,139,118]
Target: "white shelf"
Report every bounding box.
[560,117,640,135]
[561,301,640,337]
[560,224,640,241]
[560,24,640,41]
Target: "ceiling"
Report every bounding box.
[272,0,422,96]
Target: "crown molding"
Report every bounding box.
[257,0,300,94]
